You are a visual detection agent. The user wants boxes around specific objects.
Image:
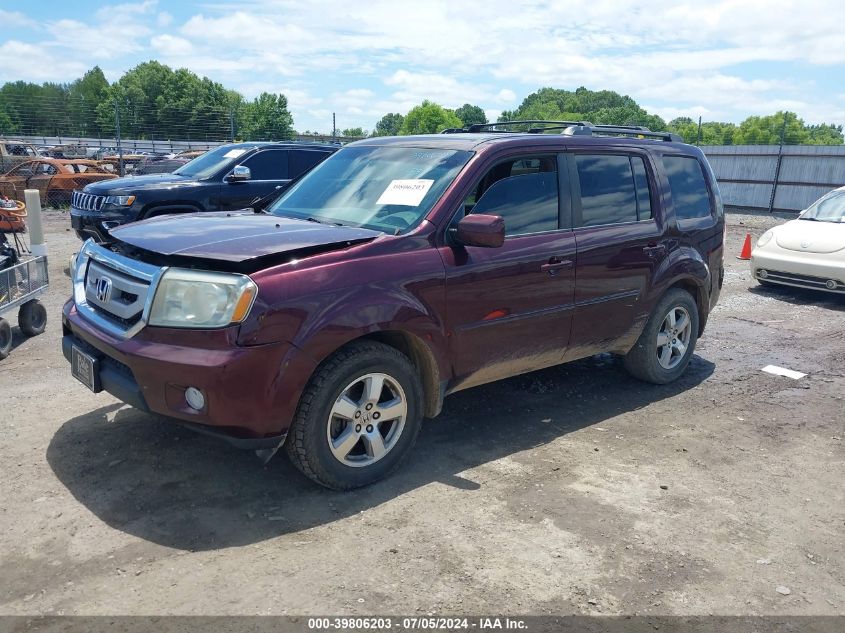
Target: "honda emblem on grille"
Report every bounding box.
[95,276,113,303]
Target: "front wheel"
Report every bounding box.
[624,289,699,384]
[285,341,424,490]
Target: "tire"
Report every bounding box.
[0,318,12,360]
[623,288,699,385]
[285,340,424,490]
[18,300,47,337]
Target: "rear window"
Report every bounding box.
[575,154,638,226]
[289,150,330,178]
[663,156,712,220]
[242,149,289,180]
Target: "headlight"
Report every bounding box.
[148,268,257,328]
[757,230,774,247]
[104,195,136,206]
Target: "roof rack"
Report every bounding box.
[441,119,683,142]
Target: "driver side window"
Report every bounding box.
[461,156,559,236]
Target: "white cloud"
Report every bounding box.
[150,34,194,57]
[0,9,37,29]
[2,0,845,132]
[0,41,88,83]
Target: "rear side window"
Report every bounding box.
[575,154,637,226]
[631,157,652,220]
[663,156,712,220]
[289,150,329,178]
[243,149,289,180]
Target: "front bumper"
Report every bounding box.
[70,205,138,243]
[751,246,845,294]
[62,300,311,447]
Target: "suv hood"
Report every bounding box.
[110,212,382,263]
[83,173,194,195]
[775,219,845,254]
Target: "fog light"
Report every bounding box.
[757,269,768,279]
[185,387,205,411]
[825,279,837,290]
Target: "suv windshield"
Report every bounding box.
[800,189,845,223]
[173,145,257,179]
[267,146,473,233]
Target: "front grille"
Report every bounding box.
[72,190,106,212]
[85,260,149,327]
[72,240,163,339]
[756,268,845,293]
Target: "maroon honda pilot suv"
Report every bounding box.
[63,121,725,489]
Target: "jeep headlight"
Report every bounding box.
[757,230,774,247]
[148,269,257,328]
[104,195,136,206]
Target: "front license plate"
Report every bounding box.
[70,213,83,229]
[71,346,101,392]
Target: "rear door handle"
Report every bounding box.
[540,257,573,275]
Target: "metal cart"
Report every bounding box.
[0,254,49,359]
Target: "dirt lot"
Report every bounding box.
[0,211,842,617]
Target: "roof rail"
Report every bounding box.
[465,120,591,133]
[439,119,684,142]
[577,124,683,142]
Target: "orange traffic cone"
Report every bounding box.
[737,232,752,260]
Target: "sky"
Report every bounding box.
[1,0,844,134]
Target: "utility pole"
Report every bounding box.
[230,108,235,142]
[696,115,702,146]
[114,100,124,177]
[767,114,788,213]
[332,112,336,141]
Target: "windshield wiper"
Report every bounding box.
[304,216,346,227]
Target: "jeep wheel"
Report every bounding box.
[0,318,12,360]
[286,341,423,490]
[623,288,699,384]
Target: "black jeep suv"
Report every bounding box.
[70,142,338,242]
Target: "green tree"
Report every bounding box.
[499,86,665,130]
[454,103,487,127]
[68,66,109,136]
[373,112,404,136]
[341,127,366,137]
[399,101,462,135]
[239,92,294,140]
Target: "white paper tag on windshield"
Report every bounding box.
[376,179,434,206]
[223,149,247,159]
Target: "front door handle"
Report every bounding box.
[540,257,573,275]
[643,243,667,257]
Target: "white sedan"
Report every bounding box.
[751,186,845,294]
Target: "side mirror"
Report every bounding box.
[455,214,505,248]
[227,165,251,182]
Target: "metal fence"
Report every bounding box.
[701,145,845,213]
[1,132,362,154]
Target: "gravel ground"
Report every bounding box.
[0,210,842,617]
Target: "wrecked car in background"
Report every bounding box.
[0,159,116,207]
[0,141,40,174]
